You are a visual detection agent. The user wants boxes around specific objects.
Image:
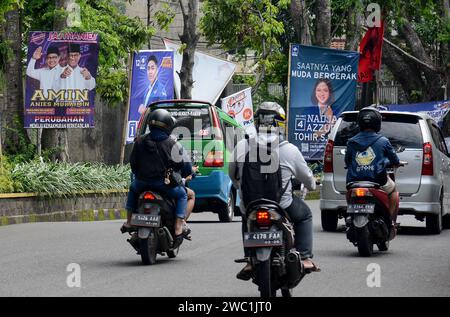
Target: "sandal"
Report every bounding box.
[302,259,321,273]
[120,222,133,234]
[236,264,253,281]
[172,234,184,249]
[182,226,192,241]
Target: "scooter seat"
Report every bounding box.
[346,181,380,189]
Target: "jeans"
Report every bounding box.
[126,178,187,219]
[241,196,313,260]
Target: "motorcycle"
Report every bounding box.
[345,161,407,257]
[241,183,309,297]
[122,190,180,265]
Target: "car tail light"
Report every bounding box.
[204,151,224,167]
[210,107,223,140]
[256,210,271,227]
[422,142,433,176]
[323,140,334,173]
[143,192,155,200]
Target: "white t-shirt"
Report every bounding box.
[53,65,96,92]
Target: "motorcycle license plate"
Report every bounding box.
[130,214,160,227]
[243,230,283,247]
[347,204,375,214]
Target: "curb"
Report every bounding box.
[0,208,127,227]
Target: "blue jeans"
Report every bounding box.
[241,196,313,260]
[126,178,187,219]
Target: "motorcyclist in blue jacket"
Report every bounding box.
[345,106,400,226]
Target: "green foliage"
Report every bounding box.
[2,115,36,162]
[154,3,175,32]
[0,156,22,193]
[11,161,131,196]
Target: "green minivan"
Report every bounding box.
[137,99,245,222]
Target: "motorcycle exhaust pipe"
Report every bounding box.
[157,227,172,251]
[286,250,304,286]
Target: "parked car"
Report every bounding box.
[320,110,450,234]
[137,100,245,222]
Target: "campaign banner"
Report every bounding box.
[25,31,99,128]
[126,50,174,143]
[382,100,450,128]
[288,44,359,160]
[221,87,256,136]
[163,39,236,104]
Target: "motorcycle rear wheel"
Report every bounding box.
[356,225,373,257]
[256,260,273,298]
[140,229,158,265]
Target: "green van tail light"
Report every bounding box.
[210,107,223,140]
[204,151,224,167]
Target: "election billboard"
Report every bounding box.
[221,87,256,136]
[126,50,174,143]
[25,31,99,128]
[288,44,359,160]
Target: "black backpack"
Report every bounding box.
[241,139,289,208]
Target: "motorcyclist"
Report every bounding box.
[122,108,193,247]
[229,101,320,280]
[345,106,400,231]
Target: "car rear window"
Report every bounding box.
[165,106,212,139]
[334,113,423,148]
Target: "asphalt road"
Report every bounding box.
[0,200,449,297]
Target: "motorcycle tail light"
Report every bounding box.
[353,188,373,197]
[256,210,271,227]
[143,192,155,200]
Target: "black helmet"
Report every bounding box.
[357,106,382,132]
[148,108,176,133]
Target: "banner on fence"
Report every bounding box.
[126,50,174,143]
[382,100,450,128]
[288,44,359,160]
[25,31,100,128]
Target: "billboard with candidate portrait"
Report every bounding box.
[288,44,359,160]
[221,87,256,137]
[25,31,99,128]
[126,50,174,143]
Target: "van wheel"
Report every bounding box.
[321,210,338,231]
[218,190,235,222]
[443,215,450,229]
[426,195,443,234]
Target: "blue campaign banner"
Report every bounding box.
[127,50,174,143]
[383,100,450,128]
[288,44,359,160]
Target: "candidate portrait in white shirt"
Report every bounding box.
[26,45,63,98]
[53,43,96,94]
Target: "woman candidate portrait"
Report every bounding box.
[138,55,168,115]
[311,78,335,124]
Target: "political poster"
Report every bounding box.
[126,50,174,143]
[288,44,359,160]
[163,39,236,104]
[383,100,450,128]
[25,31,99,128]
[221,87,256,136]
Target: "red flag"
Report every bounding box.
[358,22,385,83]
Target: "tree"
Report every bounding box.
[201,0,290,95]
[1,1,30,156]
[178,0,200,99]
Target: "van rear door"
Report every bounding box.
[333,113,423,195]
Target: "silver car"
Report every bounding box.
[320,111,450,234]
